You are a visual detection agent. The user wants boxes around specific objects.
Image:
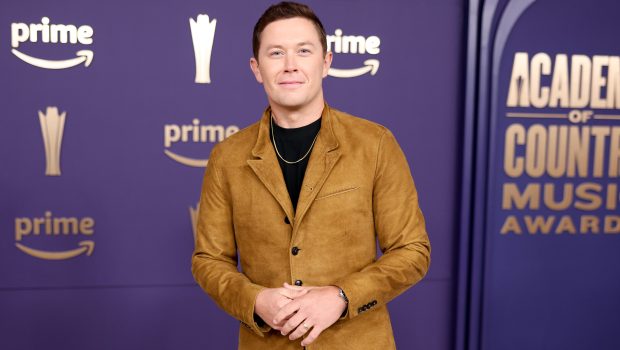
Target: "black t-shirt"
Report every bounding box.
[270,116,322,210]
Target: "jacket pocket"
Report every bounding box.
[315,186,360,201]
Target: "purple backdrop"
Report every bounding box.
[0,0,465,349]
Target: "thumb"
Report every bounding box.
[283,282,305,290]
[284,282,317,291]
[279,285,309,298]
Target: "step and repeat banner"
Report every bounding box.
[0,1,464,349]
[463,0,620,349]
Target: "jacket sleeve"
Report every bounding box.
[191,146,268,336]
[335,129,431,319]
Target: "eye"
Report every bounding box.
[299,48,312,55]
[269,50,284,57]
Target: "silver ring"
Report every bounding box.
[303,323,310,329]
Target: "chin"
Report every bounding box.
[272,97,307,109]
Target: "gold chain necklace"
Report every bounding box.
[270,114,319,165]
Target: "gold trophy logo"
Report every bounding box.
[189,202,199,242]
[38,106,66,176]
[190,14,217,84]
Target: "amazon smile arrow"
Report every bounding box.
[11,49,94,69]
[164,150,209,167]
[328,59,380,78]
[15,240,95,260]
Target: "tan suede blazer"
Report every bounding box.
[192,104,431,350]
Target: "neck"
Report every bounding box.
[270,98,325,129]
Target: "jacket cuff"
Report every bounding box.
[336,279,380,319]
[253,313,272,332]
[239,284,270,336]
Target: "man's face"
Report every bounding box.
[250,17,332,112]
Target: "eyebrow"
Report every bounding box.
[264,42,317,50]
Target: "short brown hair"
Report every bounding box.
[252,1,327,60]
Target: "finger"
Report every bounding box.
[283,282,303,289]
[301,325,323,347]
[288,319,312,341]
[284,283,317,292]
[276,296,293,309]
[273,300,299,325]
[282,282,307,292]
[272,310,298,329]
[280,311,306,336]
[279,287,309,299]
[283,282,316,291]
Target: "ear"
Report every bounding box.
[250,57,263,83]
[321,51,333,78]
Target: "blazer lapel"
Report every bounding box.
[247,108,295,221]
[294,105,341,228]
[246,105,341,227]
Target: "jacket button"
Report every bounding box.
[291,247,300,255]
[294,279,303,286]
[372,300,377,306]
[284,216,290,224]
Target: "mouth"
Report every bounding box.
[278,81,304,88]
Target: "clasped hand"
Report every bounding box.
[255,282,347,346]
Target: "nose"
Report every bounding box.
[284,52,298,72]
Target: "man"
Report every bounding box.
[192,2,430,349]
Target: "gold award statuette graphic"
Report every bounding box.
[14,211,95,260]
[190,14,217,84]
[11,17,94,69]
[39,107,66,176]
[326,29,381,78]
